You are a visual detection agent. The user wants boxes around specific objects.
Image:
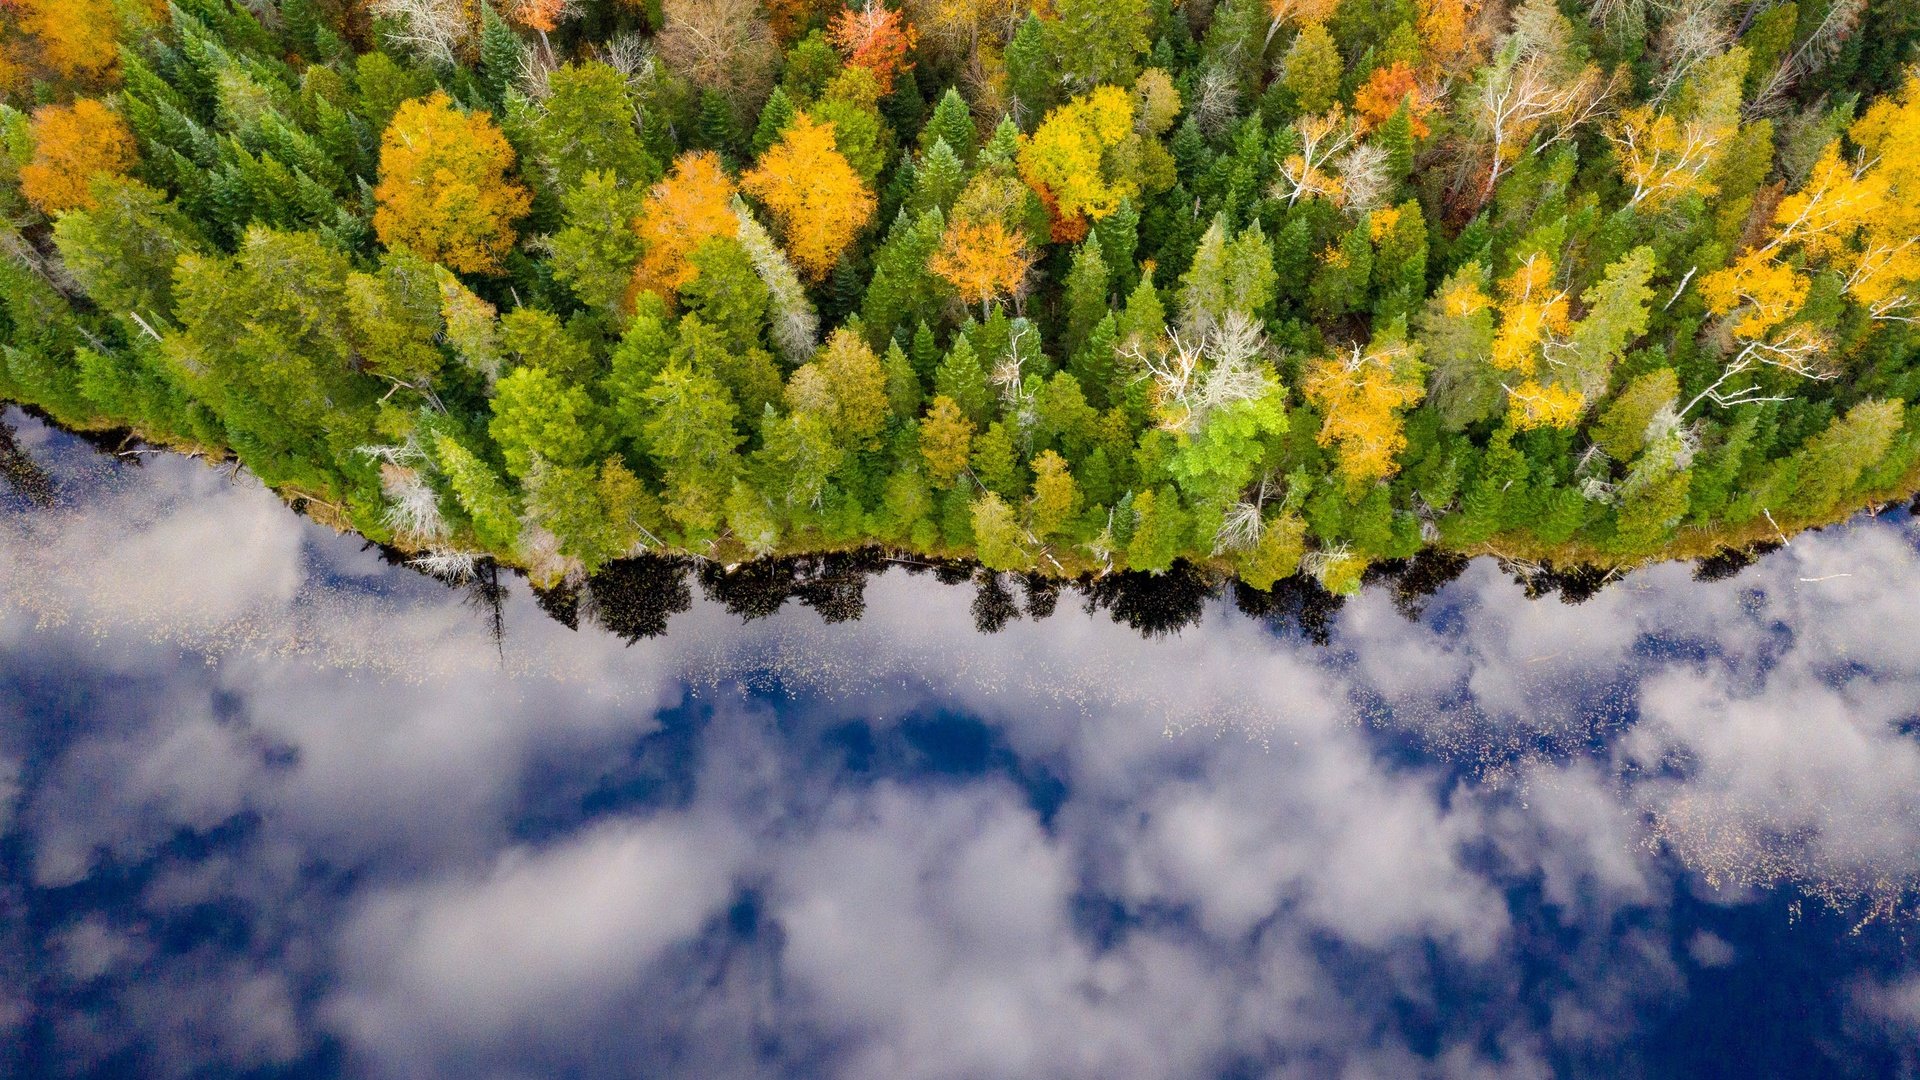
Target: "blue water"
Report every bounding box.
[4,405,1920,1079]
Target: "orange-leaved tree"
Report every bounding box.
[372,92,531,275]
[19,99,137,214]
[928,217,1032,315]
[631,150,738,303]
[829,2,919,94]
[1353,62,1437,137]
[741,113,876,281]
[3,0,138,87]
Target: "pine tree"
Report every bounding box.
[752,86,797,157]
[1063,239,1110,357]
[1006,13,1052,127]
[921,88,977,163]
[935,335,991,426]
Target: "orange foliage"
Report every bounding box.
[1416,0,1481,74]
[631,150,739,302]
[505,0,571,33]
[1353,62,1436,138]
[741,113,876,280]
[6,0,125,84]
[929,217,1033,309]
[828,2,919,94]
[372,91,532,276]
[19,99,137,214]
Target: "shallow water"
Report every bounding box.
[4,404,1920,1079]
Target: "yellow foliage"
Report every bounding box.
[632,151,739,303]
[1771,141,1882,260]
[1700,249,1811,341]
[1608,103,1729,210]
[1017,87,1140,223]
[372,92,531,276]
[1416,0,1481,74]
[742,113,877,281]
[1489,255,1569,374]
[18,98,137,214]
[1506,378,1585,431]
[1438,277,1492,318]
[1302,341,1427,486]
[919,394,975,488]
[928,217,1033,309]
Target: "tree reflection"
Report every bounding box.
[0,413,55,507]
[586,558,694,642]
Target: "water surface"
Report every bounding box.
[4,406,1920,1079]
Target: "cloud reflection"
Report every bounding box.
[4,407,1920,1078]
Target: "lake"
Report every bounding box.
[4,404,1919,1078]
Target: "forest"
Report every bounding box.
[0,0,1916,595]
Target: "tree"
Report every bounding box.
[1049,0,1149,89]
[1029,449,1082,537]
[490,364,606,480]
[741,113,877,280]
[1006,12,1052,124]
[788,327,892,446]
[1280,22,1343,115]
[658,0,779,105]
[934,334,991,425]
[346,253,445,389]
[1018,87,1142,229]
[373,92,531,275]
[829,2,919,94]
[1461,0,1612,207]
[1605,48,1745,211]
[532,61,658,194]
[1353,62,1437,137]
[971,491,1032,569]
[19,99,136,214]
[167,228,375,470]
[369,0,477,68]
[929,216,1033,314]
[632,151,739,303]
[1302,337,1427,486]
[52,177,200,327]
[5,0,128,85]
[1591,367,1679,462]
[551,170,647,317]
[432,432,523,553]
[1418,262,1500,429]
[1127,487,1191,573]
[919,394,976,486]
[642,361,745,538]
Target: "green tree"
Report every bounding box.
[550,170,647,319]
[1126,486,1191,573]
[533,61,659,195]
[489,364,607,480]
[1281,23,1342,115]
[1050,0,1149,89]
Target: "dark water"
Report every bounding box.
[4,405,1920,1080]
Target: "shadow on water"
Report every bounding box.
[0,404,1806,647]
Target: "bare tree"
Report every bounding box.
[656,0,779,108]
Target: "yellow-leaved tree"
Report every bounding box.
[741,113,876,280]
[1017,86,1140,238]
[1302,337,1427,486]
[373,92,531,275]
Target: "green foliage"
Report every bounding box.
[8,0,1920,587]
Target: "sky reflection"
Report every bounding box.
[4,406,1920,1079]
